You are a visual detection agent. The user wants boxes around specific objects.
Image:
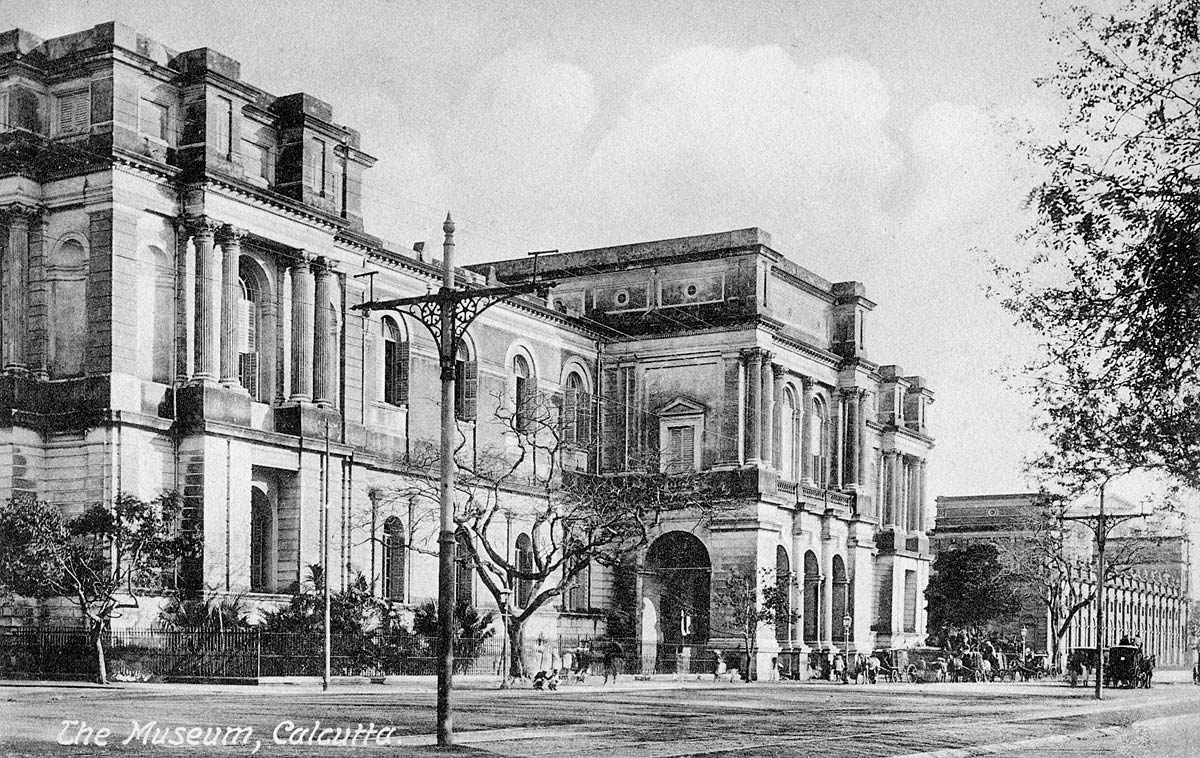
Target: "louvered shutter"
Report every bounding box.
[395,341,410,404]
[388,536,406,601]
[58,91,90,134]
[462,360,478,420]
[239,353,259,399]
[578,391,593,446]
[562,388,578,444]
[680,426,695,471]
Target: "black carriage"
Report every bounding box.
[1104,645,1147,689]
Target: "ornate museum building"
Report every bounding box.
[0,23,935,672]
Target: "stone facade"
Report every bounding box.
[0,23,935,673]
[933,493,1191,666]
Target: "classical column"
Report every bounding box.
[760,351,775,468]
[799,376,814,484]
[289,253,315,402]
[313,258,336,407]
[885,451,900,526]
[833,391,845,489]
[217,225,246,388]
[1,204,35,373]
[845,390,859,485]
[28,207,48,380]
[173,218,194,384]
[277,261,292,403]
[190,216,221,383]
[742,348,762,463]
[857,391,868,491]
[772,363,785,470]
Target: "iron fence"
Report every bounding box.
[0,628,722,683]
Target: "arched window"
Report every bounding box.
[49,238,87,377]
[382,317,409,405]
[512,354,535,432]
[562,370,593,445]
[832,555,850,642]
[453,340,478,421]
[811,396,829,487]
[564,556,589,612]
[515,532,534,607]
[454,529,474,606]
[238,275,262,399]
[382,517,406,602]
[781,387,797,480]
[249,489,272,592]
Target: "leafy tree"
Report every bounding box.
[710,566,796,682]
[0,493,197,683]
[412,599,496,674]
[996,0,1200,489]
[374,391,731,682]
[925,544,1022,648]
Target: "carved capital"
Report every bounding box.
[799,375,814,393]
[739,346,764,364]
[314,256,339,276]
[760,350,774,366]
[771,362,785,379]
[186,215,221,239]
[216,224,247,246]
[0,202,44,225]
[289,250,315,272]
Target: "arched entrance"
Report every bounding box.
[643,532,711,645]
[775,545,791,644]
[803,551,820,646]
[832,556,849,644]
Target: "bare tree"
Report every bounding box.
[1001,491,1156,671]
[710,566,796,682]
[373,389,732,682]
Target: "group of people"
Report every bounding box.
[530,639,625,690]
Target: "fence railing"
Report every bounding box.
[0,628,719,682]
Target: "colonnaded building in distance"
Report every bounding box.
[0,22,935,673]
[933,494,1191,667]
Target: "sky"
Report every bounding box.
[5,0,1082,500]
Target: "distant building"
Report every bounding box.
[933,493,1190,666]
[0,22,935,675]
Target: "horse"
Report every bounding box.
[1138,655,1156,689]
[1067,649,1095,688]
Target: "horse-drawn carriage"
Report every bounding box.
[1011,653,1051,681]
[1105,645,1155,689]
[905,648,949,683]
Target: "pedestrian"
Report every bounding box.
[602,639,624,684]
[714,650,726,681]
[834,653,846,684]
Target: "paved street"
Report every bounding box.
[3,678,1199,758]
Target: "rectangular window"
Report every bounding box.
[57,90,90,134]
[666,425,695,474]
[139,98,169,142]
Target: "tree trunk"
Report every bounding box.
[90,620,107,685]
[505,617,528,681]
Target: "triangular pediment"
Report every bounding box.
[658,396,706,416]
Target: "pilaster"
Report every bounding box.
[217,224,246,389]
